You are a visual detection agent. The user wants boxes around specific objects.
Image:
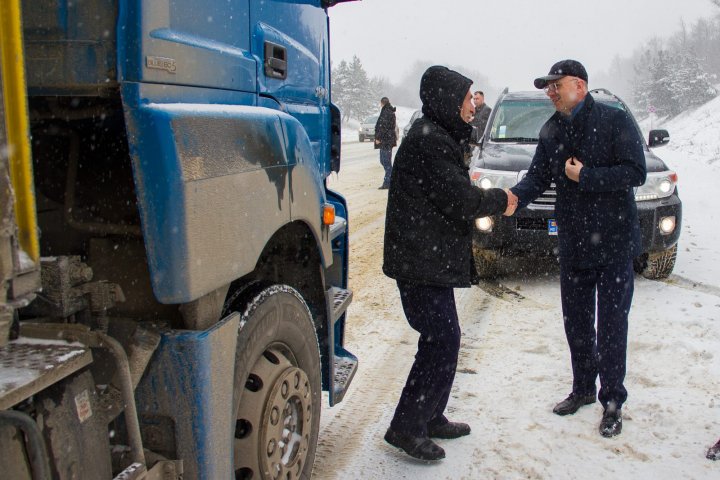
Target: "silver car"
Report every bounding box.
[401,109,423,143]
[358,115,378,142]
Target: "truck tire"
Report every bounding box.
[636,244,678,280]
[473,246,501,279]
[231,284,321,480]
[358,134,364,142]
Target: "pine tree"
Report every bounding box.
[331,60,352,122]
[633,49,678,117]
[345,55,374,121]
[331,55,377,122]
[668,51,717,112]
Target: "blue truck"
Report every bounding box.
[0,0,357,478]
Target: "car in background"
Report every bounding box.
[401,109,423,142]
[358,115,378,142]
[469,88,681,279]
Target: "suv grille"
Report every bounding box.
[529,183,556,206]
[516,218,547,230]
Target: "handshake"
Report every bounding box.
[503,188,518,216]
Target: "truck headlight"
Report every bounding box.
[635,171,677,201]
[470,168,518,190]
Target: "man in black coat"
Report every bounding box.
[470,90,492,142]
[382,66,510,461]
[374,97,397,189]
[507,60,647,438]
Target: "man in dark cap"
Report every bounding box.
[382,66,511,461]
[506,59,646,437]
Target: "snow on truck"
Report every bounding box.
[0,0,357,478]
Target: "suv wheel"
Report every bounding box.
[358,134,364,142]
[473,246,501,279]
[634,244,677,279]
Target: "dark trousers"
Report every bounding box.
[389,281,461,437]
[379,148,392,186]
[559,259,634,409]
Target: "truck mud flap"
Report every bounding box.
[134,312,239,480]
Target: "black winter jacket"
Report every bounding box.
[383,66,508,287]
[510,93,647,268]
[374,103,397,149]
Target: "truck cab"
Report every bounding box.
[1,1,357,478]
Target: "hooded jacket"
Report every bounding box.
[382,66,508,287]
[374,103,397,149]
[510,93,647,268]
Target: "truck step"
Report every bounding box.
[327,286,352,324]
[332,350,358,404]
[0,338,92,410]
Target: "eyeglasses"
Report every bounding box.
[544,78,578,93]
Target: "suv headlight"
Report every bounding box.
[635,171,677,201]
[470,168,518,190]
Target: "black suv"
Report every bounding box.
[469,88,681,279]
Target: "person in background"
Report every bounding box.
[374,97,397,189]
[708,437,720,460]
[470,90,492,143]
[382,66,514,461]
[506,59,646,438]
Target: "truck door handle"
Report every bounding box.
[264,41,287,79]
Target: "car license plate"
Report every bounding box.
[548,219,558,236]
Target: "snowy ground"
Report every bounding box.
[313,100,720,479]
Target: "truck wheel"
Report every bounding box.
[231,284,321,480]
[637,244,678,280]
[358,134,364,142]
[473,246,501,279]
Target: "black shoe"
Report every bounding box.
[384,428,445,461]
[553,392,596,416]
[599,402,622,437]
[378,184,389,190]
[427,421,471,439]
[707,438,720,460]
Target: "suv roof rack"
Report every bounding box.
[590,88,616,97]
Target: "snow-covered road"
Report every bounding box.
[313,136,720,479]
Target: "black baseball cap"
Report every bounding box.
[534,59,588,89]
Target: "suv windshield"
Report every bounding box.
[489,100,554,142]
[489,98,626,142]
[363,115,378,124]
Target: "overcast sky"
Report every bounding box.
[328,0,718,93]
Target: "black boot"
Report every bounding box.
[707,438,720,460]
[384,428,445,461]
[599,402,622,437]
[553,392,596,416]
[427,421,471,439]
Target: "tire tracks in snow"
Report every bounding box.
[660,273,720,298]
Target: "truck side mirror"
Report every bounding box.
[648,129,670,147]
[330,103,341,173]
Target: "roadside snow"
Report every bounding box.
[653,94,720,289]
